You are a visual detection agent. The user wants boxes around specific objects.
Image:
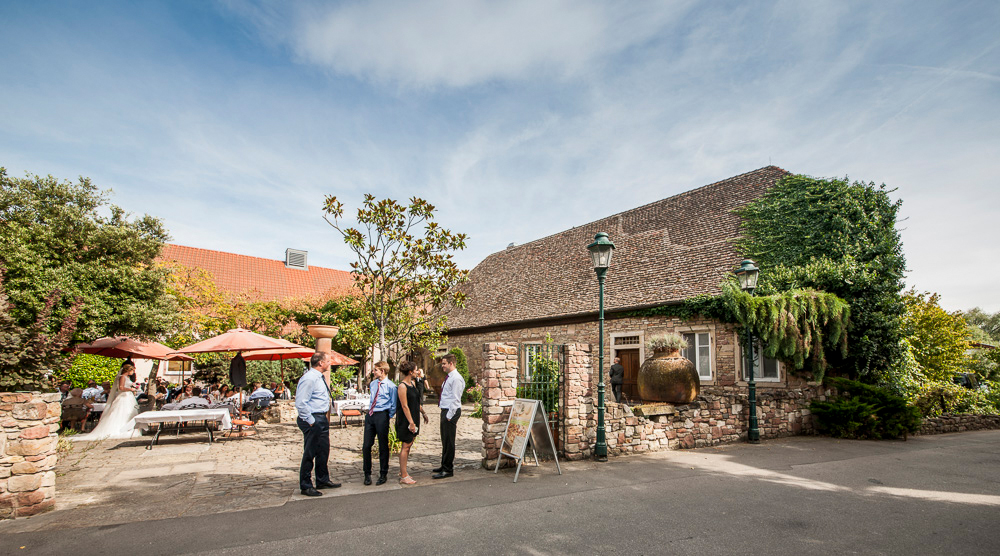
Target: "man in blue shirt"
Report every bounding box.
[362,361,397,486]
[295,351,341,496]
[248,382,275,408]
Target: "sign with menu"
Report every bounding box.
[495,398,562,482]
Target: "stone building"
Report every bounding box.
[442,166,829,458]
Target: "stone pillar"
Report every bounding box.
[562,343,594,460]
[1,392,61,519]
[480,342,518,468]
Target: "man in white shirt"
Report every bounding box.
[82,380,102,400]
[432,353,465,479]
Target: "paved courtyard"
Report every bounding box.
[10,401,484,531]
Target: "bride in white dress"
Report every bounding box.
[73,362,140,441]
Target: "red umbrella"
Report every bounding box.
[175,328,294,354]
[75,337,193,361]
[241,347,357,365]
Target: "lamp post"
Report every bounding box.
[735,259,761,444]
[587,232,615,461]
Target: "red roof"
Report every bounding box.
[158,244,354,302]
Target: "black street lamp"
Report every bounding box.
[735,259,761,444]
[587,232,615,461]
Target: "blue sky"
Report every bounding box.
[2,1,998,311]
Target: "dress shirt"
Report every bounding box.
[438,369,466,420]
[82,387,101,400]
[368,378,397,418]
[295,368,331,425]
[249,387,275,400]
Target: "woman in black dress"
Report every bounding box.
[396,361,427,485]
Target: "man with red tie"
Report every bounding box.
[362,361,397,486]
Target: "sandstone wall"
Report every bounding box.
[918,414,1000,435]
[1,392,60,519]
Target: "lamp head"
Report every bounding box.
[587,232,615,271]
[735,259,760,292]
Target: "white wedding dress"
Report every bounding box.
[72,371,139,441]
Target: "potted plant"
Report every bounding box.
[638,333,700,403]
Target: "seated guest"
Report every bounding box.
[248,382,275,408]
[58,380,73,401]
[174,384,194,402]
[61,388,93,430]
[177,387,210,409]
[95,382,112,402]
[82,380,102,400]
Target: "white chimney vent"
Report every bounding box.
[285,248,308,270]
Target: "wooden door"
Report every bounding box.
[616,349,640,403]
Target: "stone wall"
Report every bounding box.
[918,414,1000,435]
[1,392,60,519]
[606,385,827,454]
[448,314,814,393]
[478,341,828,465]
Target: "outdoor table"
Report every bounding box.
[91,403,105,412]
[133,408,232,450]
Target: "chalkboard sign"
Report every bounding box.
[495,398,562,482]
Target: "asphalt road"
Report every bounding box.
[4,431,1000,555]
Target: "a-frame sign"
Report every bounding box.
[494,398,562,482]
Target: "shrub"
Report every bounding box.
[810,377,921,439]
[470,402,483,418]
[912,380,999,417]
[449,347,476,400]
[516,354,560,413]
[58,353,120,388]
[465,384,483,404]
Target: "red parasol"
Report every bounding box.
[75,337,193,361]
[241,347,357,366]
[176,328,294,354]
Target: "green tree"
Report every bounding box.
[735,175,907,379]
[0,168,175,341]
[59,353,120,389]
[323,194,468,360]
[964,307,1000,343]
[902,290,970,382]
[0,268,82,389]
[288,295,368,358]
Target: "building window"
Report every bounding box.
[614,335,640,346]
[681,332,713,380]
[740,340,781,382]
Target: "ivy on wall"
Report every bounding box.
[623,283,849,381]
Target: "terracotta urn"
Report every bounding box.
[637,348,700,403]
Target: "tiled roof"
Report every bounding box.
[158,244,354,302]
[446,166,790,330]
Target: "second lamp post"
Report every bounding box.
[735,259,761,443]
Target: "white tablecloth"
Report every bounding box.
[333,399,370,417]
[91,403,106,412]
[133,408,232,430]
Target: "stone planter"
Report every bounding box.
[637,348,700,403]
[307,325,340,353]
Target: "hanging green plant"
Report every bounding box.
[623,282,850,382]
[722,283,849,381]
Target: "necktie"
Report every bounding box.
[369,381,381,416]
[440,374,448,406]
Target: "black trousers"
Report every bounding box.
[297,413,330,490]
[363,410,390,477]
[439,408,461,473]
[611,383,623,403]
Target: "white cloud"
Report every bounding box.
[288,0,688,88]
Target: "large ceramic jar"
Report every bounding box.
[637,348,700,403]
